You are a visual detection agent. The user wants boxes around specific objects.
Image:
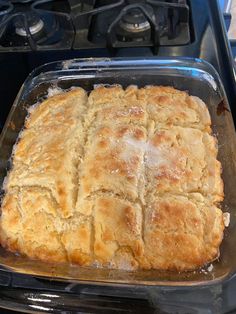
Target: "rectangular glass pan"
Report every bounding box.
[0,58,236,287]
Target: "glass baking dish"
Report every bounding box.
[0,58,236,287]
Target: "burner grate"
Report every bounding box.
[73,0,191,54]
[106,3,160,52]
[0,0,74,51]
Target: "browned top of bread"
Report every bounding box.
[0,86,224,271]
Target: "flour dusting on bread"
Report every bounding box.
[0,85,225,271]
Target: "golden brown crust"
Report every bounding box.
[138,86,211,131]
[93,196,143,268]
[77,124,147,203]
[140,194,224,270]
[0,86,225,271]
[7,88,87,218]
[145,126,223,202]
[0,187,67,263]
[88,85,124,107]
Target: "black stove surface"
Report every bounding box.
[0,0,236,313]
[0,0,191,52]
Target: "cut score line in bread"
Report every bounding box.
[0,85,226,271]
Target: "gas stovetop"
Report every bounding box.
[0,0,236,313]
[0,0,191,52]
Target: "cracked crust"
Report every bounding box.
[0,85,225,271]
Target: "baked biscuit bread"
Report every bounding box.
[0,85,225,271]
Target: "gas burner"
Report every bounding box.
[0,0,74,51]
[15,13,44,37]
[116,5,155,42]
[119,7,154,33]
